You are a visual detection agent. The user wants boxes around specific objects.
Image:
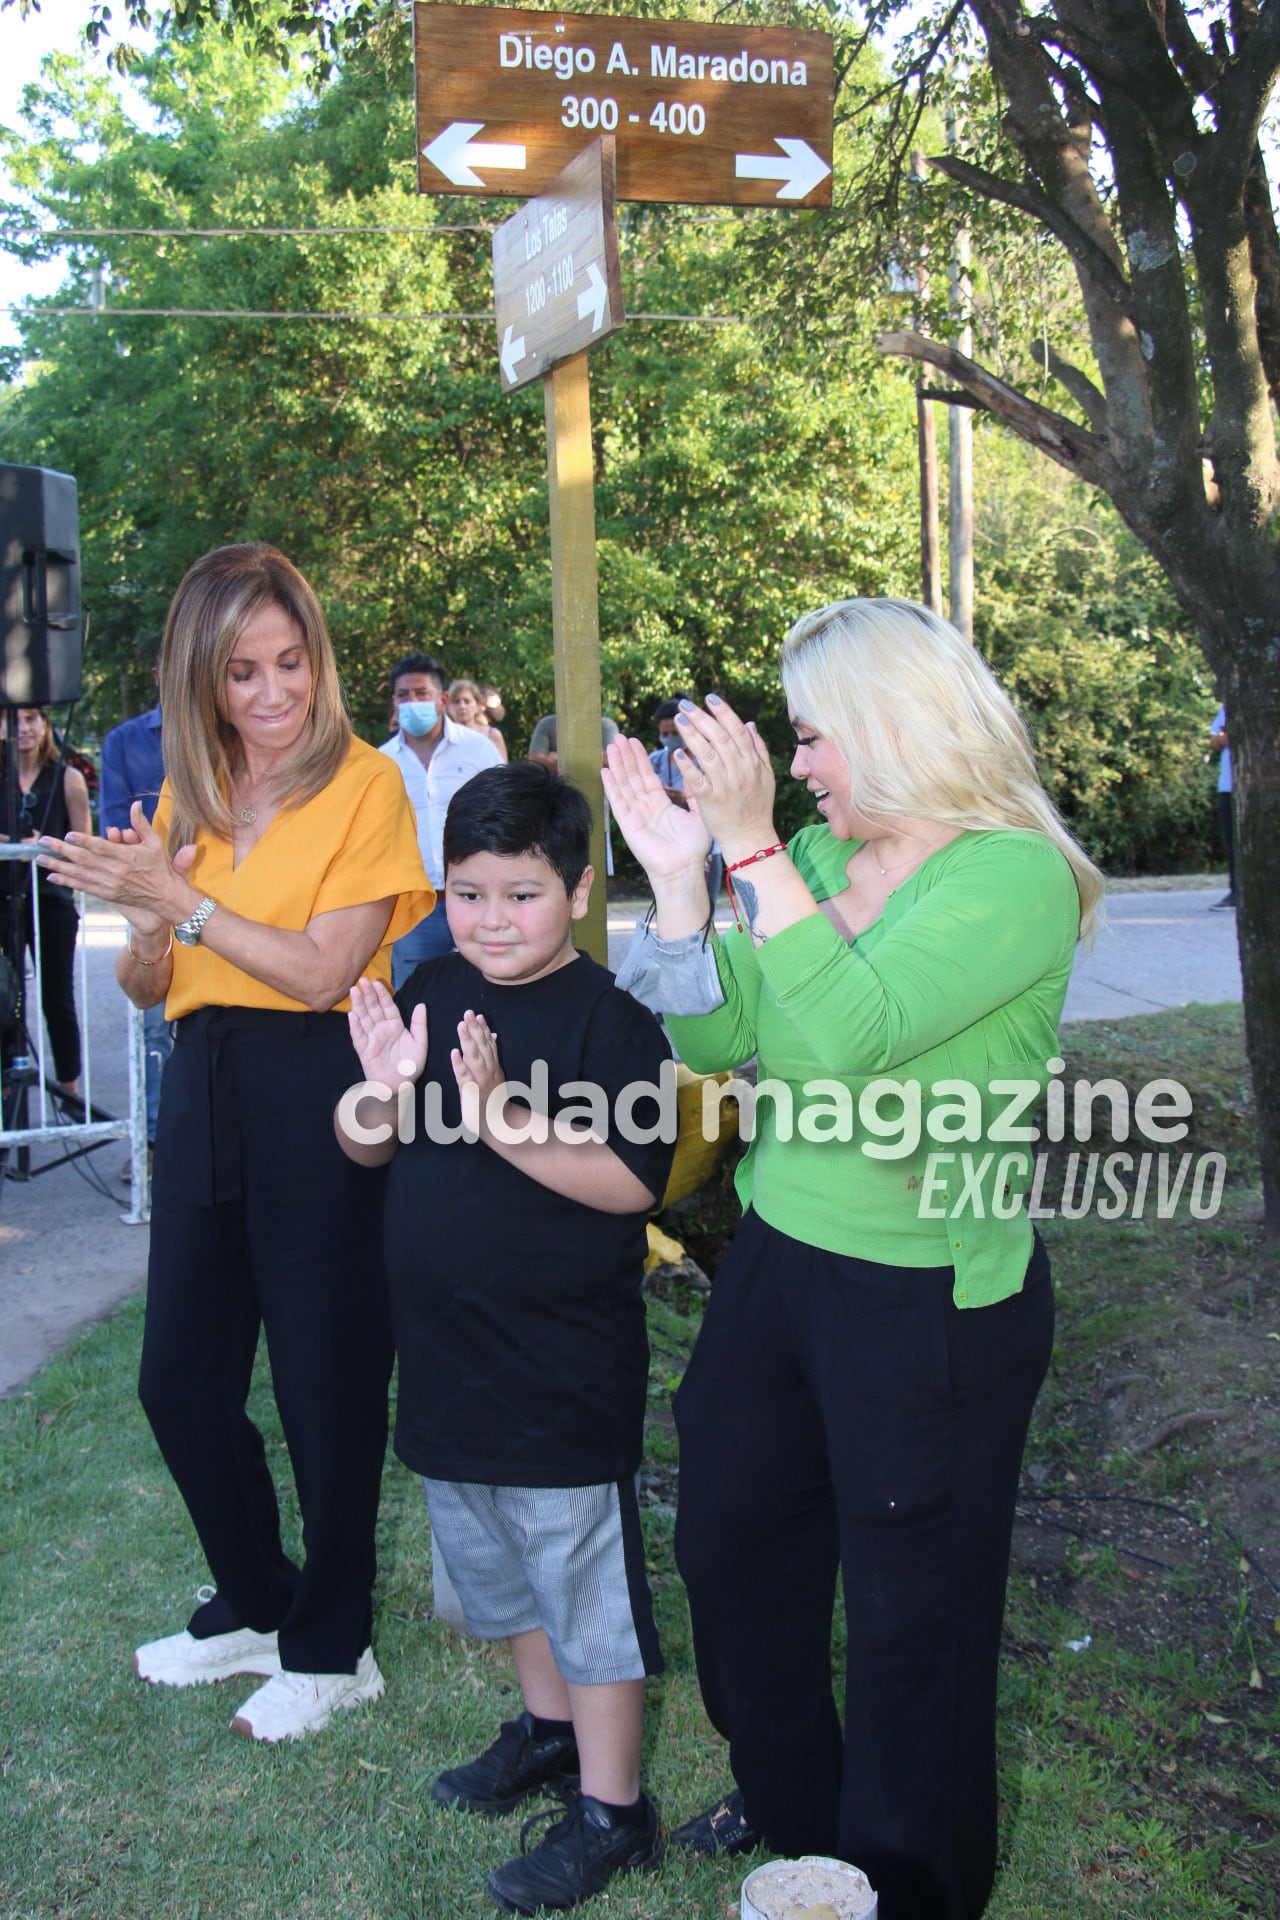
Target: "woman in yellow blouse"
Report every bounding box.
[39,544,432,1744]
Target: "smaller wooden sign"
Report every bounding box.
[492,137,623,394]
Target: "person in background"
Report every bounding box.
[0,706,91,1097]
[604,598,1104,1920]
[381,654,502,983]
[528,709,621,881]
[447,677,509,762]
[527,709,620,774]
[479,685,506,732]
[1209,704,1234,910]
[100,659,171,1151]
[38,543,432,1743]
[649,695,724,903]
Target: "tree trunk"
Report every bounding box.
[1176,588,1280,1238]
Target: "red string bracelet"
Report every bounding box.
[724,842,788,931]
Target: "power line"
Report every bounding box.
[1,305,743,324]
[7,224,494,239]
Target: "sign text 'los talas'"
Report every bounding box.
[491,137,623,393]
[415,3,834,208]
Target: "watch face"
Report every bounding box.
[176,899,215,945]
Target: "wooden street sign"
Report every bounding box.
[492,137,623,394]
[415,2,834,208]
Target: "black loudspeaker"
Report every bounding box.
[1,463,82,706]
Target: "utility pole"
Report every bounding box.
[918,366,942,616]
[947,107,974,640]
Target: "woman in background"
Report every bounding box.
[448,677,509,762]
[1,706,91,1095]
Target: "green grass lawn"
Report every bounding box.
[2,1005,1276,1919]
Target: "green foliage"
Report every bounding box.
[971,436,1219,874]
[0,10,918,760]
[1,7,1225,872]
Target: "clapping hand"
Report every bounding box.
[451,1010,505,1107]
[39,801,197,938]
[603,737,711,882]
[347,978,428,1089]
[663,695,777,862]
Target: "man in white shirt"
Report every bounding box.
[380,653,502,983]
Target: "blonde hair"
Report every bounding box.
[158,544,350,852]
[779,598,1105,941]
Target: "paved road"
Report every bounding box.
[1,888,1244,1397]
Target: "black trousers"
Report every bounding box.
[140,1008,393,1674]
[23,890,81,1083]
[673,1211,1053,1920]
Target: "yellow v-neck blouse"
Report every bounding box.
[152,736,434,1018]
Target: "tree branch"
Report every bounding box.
[878,329,1118,488]
[1243,143,1280,403]
[1032,0,1205,156]
[1161,0,1226,96]
[1199,2,1280,199]
[1029,339,1107,429]
[926,151,1135,318]
[967,0,1155,414]
[1095,91,1205,496]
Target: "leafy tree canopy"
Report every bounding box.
[0,4,918,759]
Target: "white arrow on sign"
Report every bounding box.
[575,262,608,334]
[734,137,830,201]
[500,324,527,384]
[423,121,527,189]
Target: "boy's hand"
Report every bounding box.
[451,1010,505,1107]
[348,977,427,1087]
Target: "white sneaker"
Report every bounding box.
[134,1624,281,1687]
[230,1647,385,1742]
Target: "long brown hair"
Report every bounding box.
[0,708,57,776]
[158,544,350,851]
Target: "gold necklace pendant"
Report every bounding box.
[239,803,257,825]
[869,834,945,877]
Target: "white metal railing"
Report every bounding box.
[0,844,150,1222]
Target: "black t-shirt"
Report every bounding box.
[387,950,675,1486]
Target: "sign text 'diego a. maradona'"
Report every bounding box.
[414,2,834,208]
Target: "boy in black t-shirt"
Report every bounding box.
[338,763,675,1916]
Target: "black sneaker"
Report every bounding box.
[669,1786,760,1857]
[431,1712,579,1816]
[487,1789,662,1913]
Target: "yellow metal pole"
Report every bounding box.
[544,349,608,965]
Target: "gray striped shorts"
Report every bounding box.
[422,1477,664,1686]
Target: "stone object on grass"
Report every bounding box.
[741,1855,877,1920]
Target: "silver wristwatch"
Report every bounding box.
[174,896,218,946]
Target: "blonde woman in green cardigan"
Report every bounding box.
[604,599,1103,1920]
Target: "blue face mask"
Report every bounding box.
[399,700,438,736]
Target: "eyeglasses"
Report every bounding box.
[19,792,37,829]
